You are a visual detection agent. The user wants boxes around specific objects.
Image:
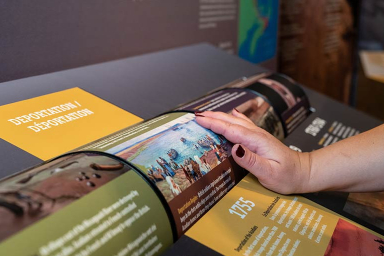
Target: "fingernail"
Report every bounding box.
[234,108,240,113]
[236,145,245,158]
[195,111,205,117]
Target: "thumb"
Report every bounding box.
[232,144,272,180]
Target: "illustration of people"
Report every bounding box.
[156,159,166,175]
[150,165,158,174]
[147,167,164,182]
[147,169,156,183]
[170,159,179,170]
[166,176,182,196]
[157,167,167,179]
[193,143,203,153]
[206,134,215,145]
[201,159,211,174]
[181,164,193,184]
[190,158,203,178]
[159,157,176,176]
[216,144,226,161]
[193,155,206,175]
[156,159,169,176]
[210,144,221,164]
[184,159,198,181]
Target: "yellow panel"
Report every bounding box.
[0,88,143,160]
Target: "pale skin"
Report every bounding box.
[195,109,384,195]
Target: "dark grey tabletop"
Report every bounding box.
[0,43,267,178]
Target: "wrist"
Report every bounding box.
[295,151,314,194]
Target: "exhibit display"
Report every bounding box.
[0,45,383,256]
[185,174,384,256]
[0,152,175,256]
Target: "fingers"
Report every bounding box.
[195,110,278,155]
[196,114,268,152]
[232,144,273,183]
[231,108,254,125]
[196,110,265,133]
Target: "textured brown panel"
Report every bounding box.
[279,0,357,103]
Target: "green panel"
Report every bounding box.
[0,171,173,256]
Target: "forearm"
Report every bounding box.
[302,124,384,193]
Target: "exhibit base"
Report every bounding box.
[0,43,382,256]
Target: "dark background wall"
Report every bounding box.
[0,0,239,82]
[0,0,281,83]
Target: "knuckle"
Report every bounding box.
[224,122,238,137]
[246,153,259,168]
[256,130,269,139]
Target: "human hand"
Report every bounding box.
[195,110,312,194]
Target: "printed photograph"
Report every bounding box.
[234,96,283,140]
[324,218,384,255]
[0,153,131,242]
[343,192,384,231]
[259,78,298,108]
[114,114,232,202]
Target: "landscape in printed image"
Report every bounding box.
[115,117,232,202]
